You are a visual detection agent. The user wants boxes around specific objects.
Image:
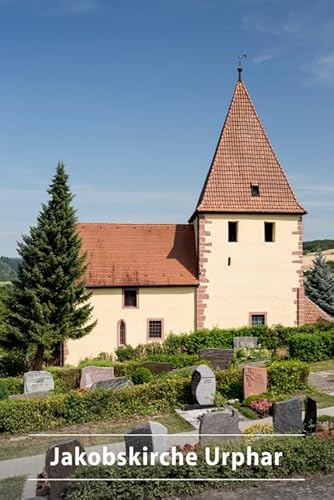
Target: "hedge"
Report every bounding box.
[288,332,334,362]
[0,377,23,398]
[0,377,191,433]
[66,435,334,499]
[267,360,310,393]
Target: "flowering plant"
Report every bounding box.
[249,398,273,416]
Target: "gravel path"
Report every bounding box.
[309,371,334,396]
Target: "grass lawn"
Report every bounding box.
[292,387,334,409]
[309,359,334,372]
[0,476,26,500]
[0,412,193,462]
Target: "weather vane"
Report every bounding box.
[237,53,247,81]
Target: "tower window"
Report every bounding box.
[123,288,138,307]
[228,221,238,242]
[264,222,275,242]
[148,319,163,339]
[251,184,260,196]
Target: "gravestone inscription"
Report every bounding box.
[272,397,303,434]
[243,366,267,399]
[191,364,216,406]
[24,371,54,394]
[233,336,258,350]
[80,366,115,389]
[200,349,234,369]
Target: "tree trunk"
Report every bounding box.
[32,344,45,370]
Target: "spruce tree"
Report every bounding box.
[0,163,96,369]
[305,251,334,316]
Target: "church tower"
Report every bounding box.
[190,71,306,329]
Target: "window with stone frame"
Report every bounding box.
[148,320,163,339]
[124,288,138,307]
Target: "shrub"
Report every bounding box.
[215,368,243,400]
[0,377,23,397]
[0,352,27,377]
[268,360,310,393]
[78,359,141,379]
[243,422,274,435]
[67,435,334,499]
[115,345,137,362]
[0,385,9,400]
[0,377,190,434]
[143,353,199,368]
[131,367,154,385]
[47,367,81,393]
[288,333,334,362]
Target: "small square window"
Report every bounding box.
[124,289,137,307]
[251,184,260,196]
[251,314,266,326]
[228,221,238,242]
[148,320,163,339]
[265,222,275,242]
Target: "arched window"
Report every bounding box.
[118,320,126,346]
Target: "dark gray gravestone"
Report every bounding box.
[24,371,54,394]
[304,397,317,434]
[200,349,234,369]
[141,361,174,374]
[199,410,241,443]
[45,439,85,500]
[124,421,167,457]
[273,397,303,434]
[80,366,115,389]
[233,336,258,350]
[191,364,216,406]
[90,377,133,391]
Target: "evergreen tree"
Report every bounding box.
[305,251,334,316]
[0,163,96,369]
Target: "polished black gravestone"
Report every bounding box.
[304,396,317,434]
[200,349,234,369]
[272,396,303,434]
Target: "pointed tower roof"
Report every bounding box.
[192,80,305,218]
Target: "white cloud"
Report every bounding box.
[254,53,274,64]
[303,53,334,86]
[297,184,334,193]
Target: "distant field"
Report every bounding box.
[303,248,334,271]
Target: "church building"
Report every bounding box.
[65,71,331,365]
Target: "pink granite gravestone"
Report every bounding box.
[243,366,268,399]
[80,366,115,389]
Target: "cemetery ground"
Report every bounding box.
[0,324,333,498]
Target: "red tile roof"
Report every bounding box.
[304,296,333,324]
[78,223,198,287]
[194,81,305,215]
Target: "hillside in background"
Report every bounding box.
[304,239,334,253]
[0,257,20,282]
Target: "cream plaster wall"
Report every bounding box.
[66,287,196,366]
[202,214,301,328]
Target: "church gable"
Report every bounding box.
[195,81,305,215]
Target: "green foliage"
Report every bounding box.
[0,377,190,434]
[215,368,243,400]
[233,403,259,420]
[115,345,137,361]
[0,377,23,398]
[288,332,334,362]
[268,360,310,393]
[305,251,334,315]
[0,258,19,282]
[67,436,334,499]
[47,367,81,393]
[304,239,334,253]
[142,353,199,368]
[132,367,154,385]
[0,351,27,377]
[0,385,9,400]
[78,358,141,379]
[0,164,96,370]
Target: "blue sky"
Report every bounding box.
[0,0,333,255]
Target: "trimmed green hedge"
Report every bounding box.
[47,367,81,393]
[0,377,23,398]
[0,377,191,433]
[267,360,310,393]
[66,435,334,499]
[288,332,334,362]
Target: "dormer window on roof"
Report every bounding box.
[251,184,260,196]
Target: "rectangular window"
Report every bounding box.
[250,314,266,326]
[148,320,163,339]
[124,288,138,307]
[264,222,275,242]
[251,184,260,196]
[228,221,238,242]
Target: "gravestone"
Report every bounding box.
[45,439,85,500]
[200,349,234,369]
[124,421,168,457]
[24,371,54,394]
[233,336,258,350]
[9,391,52,400]
[191,364,216,406]
[272,397,303,434]
[91,377,133,391]
[80,366,115,389]
[141,361,174,374]
[243,366,267,399]
[199,409,241,443]
[304,397,317,434]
